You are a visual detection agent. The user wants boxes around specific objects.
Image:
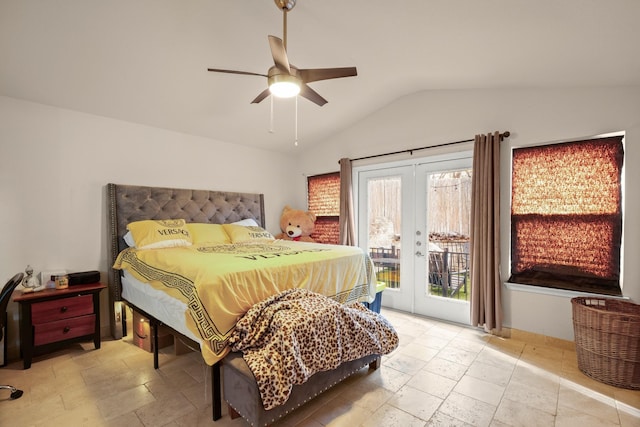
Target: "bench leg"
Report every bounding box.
[369,356,381,370]
[228,404,240,419]
[212,362,222,420]
[151,320,159,369]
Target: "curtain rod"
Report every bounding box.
[344,131,510,163]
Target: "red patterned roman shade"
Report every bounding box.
[509,135,624,295]
[307,172,340,244]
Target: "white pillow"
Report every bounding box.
[123,231,136,247]
[232,218,260,227]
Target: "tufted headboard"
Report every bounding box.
[106,183,265,306]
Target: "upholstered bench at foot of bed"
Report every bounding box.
[222,351,381,427]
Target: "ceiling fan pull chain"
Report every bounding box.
[269,96,275,133]
[294,96,299,147]
[283,7,288,50]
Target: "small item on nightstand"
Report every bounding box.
[54,274,69,289]
[22,265,44,293]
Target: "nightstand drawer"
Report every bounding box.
[31,294,93,323]
[34,314,96,346]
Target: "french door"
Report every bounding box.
[356,154,472,324]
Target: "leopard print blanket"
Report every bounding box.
[229,288,399,410]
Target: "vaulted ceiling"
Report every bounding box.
[1,0,638,152]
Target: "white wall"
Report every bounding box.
[0,95,298,358]
[295,86,640,341]
[3,86,638,355]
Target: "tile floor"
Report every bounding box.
[1,309,639,427]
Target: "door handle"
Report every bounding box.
[415,251,424,257]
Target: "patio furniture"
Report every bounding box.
[428,249,468,297]
[370,247,400,288]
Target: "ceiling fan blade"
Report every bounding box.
[207,68,268,78]
[251,88,271,104]
[297,67,357,84]
[299,84,328,107]
[268,35,291,74]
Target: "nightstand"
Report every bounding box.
[14,282,106,369]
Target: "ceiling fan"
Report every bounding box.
[207,0,357,107]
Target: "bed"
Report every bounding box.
[106,183,390,422]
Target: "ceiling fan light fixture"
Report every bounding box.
[268,74,300,98]
[274,0,296,11]
[208,0,356,106]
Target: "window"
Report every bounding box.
[307,172,340,244]
[509,133,624,296]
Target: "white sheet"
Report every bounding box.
[121,270,201,343]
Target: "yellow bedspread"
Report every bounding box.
[113,241,374,365]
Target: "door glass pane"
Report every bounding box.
[426,169,471,300]
[367,176,401,289]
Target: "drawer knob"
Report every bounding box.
[60,306,68,313]
[63,326,71,334]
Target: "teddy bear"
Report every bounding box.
[275,205,317,242]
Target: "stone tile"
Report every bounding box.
[520,343,564,374]
[4,310,640,427]
[438,391,496,427]
[448,336,486,354]
[555,404,619,427]
[493,397,556,426]
[422,356,468,381]
[502,378,558,415]
[181,381,213,410]
[406,370,457,399]
[35,401,104,427]
[384,352,427,376]
[617,398,640,420]
[361,365,412,393]
[307,396,371,426]
[436,345,478,367]
[426,411,474,427]
[96,384,156,420]
[361,403,428,427]
[80,358,130,385]
[29,369,85,402]
[466,359,514,387]
[61,367,160,411]
[0,393,65,426]
[474,346,519,371]
[511,360,561,395]
[414,334,451,350]
[486,335,526,358]
[426,324,461,340]
[619,407,640,427]
[102,411,147,427]
[454,374,505,406]
[387,385,442,421]
[134,393,196,426]
[338,380,394,412]
[558,382,620,424]
[398,341,440,362]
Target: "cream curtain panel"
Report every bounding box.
[339,158,356,246]
[470,131,502,332]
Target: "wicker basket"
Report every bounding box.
[571,297,640,389]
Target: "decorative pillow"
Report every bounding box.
[232,218,260,227]
[186,223,231,245]
[126,219,192,249]
[222,224,275,243]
